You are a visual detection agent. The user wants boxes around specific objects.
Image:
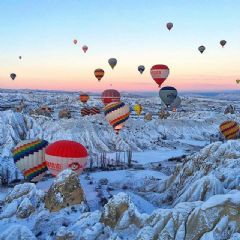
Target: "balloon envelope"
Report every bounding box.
[10,73,16,80]
[80,93,89,104]
[170,96,181,109]
[45,140,88,176]
[82,45,88,53]
[90,107,100,115]
[219,121,239,140]
[138,65,145,74]
[133,104,143,115]
[73,39,77,45]
[236,79,240,84]
[104,101,130,134]
[166,22,173,31]
[159,86,178,106]
[108,58,117,69]
[198,45,206,54]
[220,40,226,47]
[150,65,169,87]
[81,107,91,116]
[12,139,49,182]
[101,89,121,105]
[94,69,104,81]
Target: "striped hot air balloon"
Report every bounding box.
[133,104,143,115]
[45,140,88,176]
[90,107,100,115]
[80,93,89,104]
[81,107,90,116]
[150,65,169,87]
[219,120,240,140]
[94,69,105,82]
[101,89,121,105]
[104,101,130,134]
[12,139,49,182]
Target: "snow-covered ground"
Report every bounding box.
[0,89,240,239]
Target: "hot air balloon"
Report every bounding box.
[133,104,143,115]
[198,45,206,54]
[19,56,22,60]
[90,107,100,115]
[12,139,49,182]
[166,22,173,31]
[104,102,130,134]
[81,107,91,116]
[108,58,117,69]
[159,86,178,106]
[80,93,89,104]
[94,68,104,82]
[219,121,239,140]
[138,65,145,74]
[101,89,121,105]
[170,96,181,110]
[236,79,240,84]
[82,45,88,53]
[73,39,77,45]
[45,140,88,176]
[10,73,16,80]
[150,65,169,87]
[220,40,227,48]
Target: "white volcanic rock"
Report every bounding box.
[100,192,146,229]
[0,224,36,240]
[44,169,86,212]
[140,140,240,206]
[0,183,43,220]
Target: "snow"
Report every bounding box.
[1,90,240,239]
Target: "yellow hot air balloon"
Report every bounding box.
[133,104,143,115]
[219,120,239,140]
[236,79,240,84]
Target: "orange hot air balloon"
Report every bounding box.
[73,39,77,45]
[82,45,88,53]
[80,93,89,104]
[94,68,104,82]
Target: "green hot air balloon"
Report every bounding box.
[159,86,178,106]
[108,58,117,69]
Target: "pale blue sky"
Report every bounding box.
[0,0,239,91]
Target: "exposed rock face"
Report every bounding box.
[59,109,71,119]
[0,225,37,240]
[158,110,170,119]
[0,183,43,220]
[44,169,86,212]
[224,105,235,114]
[100,192,145,229]
[16,198,35,218]
[144,113,152,121]
[136,191,240,240]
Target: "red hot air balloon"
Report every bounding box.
[45,140,88,176]
[101,89,121,105]
[82,45,88,53]
[150,65,170,87]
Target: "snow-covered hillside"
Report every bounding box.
[0,89,240,239]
